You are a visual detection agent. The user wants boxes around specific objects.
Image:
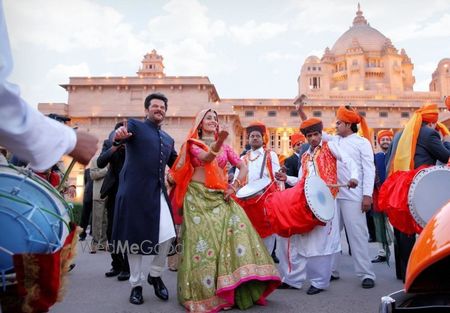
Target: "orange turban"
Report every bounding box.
[291,133,305,146]
[300,118,323,135]
[392,104,441,172]
[419,104,439,123]
[377,129,394,144]
[336,106,371,143]
[445,96,450,110]
[247,121,269,145]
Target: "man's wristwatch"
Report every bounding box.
[112,140,122,147]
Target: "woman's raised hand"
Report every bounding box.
[217,130,229,142]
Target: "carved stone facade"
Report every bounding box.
[39,5,449,191]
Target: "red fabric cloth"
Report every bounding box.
[11,224,77,313]
[301,142,338,197]
[378,167,428,235]
[233,183,277,238]
[169,188,183,225]
[265,178,325,237]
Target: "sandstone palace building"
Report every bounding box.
[39,5,450,191]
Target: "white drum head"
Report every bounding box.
[236,177,271,199]
[408,166,450,228]
[304,175,335,222]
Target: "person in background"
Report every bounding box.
[89,156,108,253]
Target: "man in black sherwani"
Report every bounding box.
[112,93,178,305]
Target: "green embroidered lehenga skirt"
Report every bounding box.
[177,182,281,312]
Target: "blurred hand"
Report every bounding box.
[68,131,98,166]
[275,172,287,182]
[347,178,358,189]
[224,187,234,202]
[114,121,132,141]
[217,130,229,142]
[361,195,372,213]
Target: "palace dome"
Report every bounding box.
[331,5,388,55]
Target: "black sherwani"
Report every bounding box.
[112,118,177,255]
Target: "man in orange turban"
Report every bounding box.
[381,103,450,281]
[296,105,377,289]
[233,120,281,256]
[336,106,371,142]
[370,129,394,264]
[268,116,359,294]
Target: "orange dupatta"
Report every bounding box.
[169,109,228,210]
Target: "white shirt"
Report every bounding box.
[286,140,359,187]
[234,147,280,183]
[292,140,358,257]
[323,132,375,201]
[0,3,76,172]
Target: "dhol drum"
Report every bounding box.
[234,177,276,238]
[235,177,271,200]
[408,166,450,228]
[304,175,335,223]
[0,165,71,278]
[265,175,335,237]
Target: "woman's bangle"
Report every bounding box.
[234,178,242,188]
[209,148,219,156]
[228,184,237,193]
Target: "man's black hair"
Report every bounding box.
[144,93,168,110]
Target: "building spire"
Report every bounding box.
[137,49,165,78]
[353,3,367,26]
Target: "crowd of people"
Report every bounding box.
[1,0,450,310]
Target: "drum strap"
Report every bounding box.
[259,151,268,179]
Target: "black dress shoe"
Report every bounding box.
[330,275,340,282]
[129,286,143,305]
[371,255,387,263]
[117,271,130,281]
[105,268,121,277]
[78,231,87,241]
[362,278,375,289]
[277,282,300,290]
[147,275,169,301]
[306,286,323,295]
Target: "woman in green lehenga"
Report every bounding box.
[169,109,280,312]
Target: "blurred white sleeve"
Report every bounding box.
[0,2,76,172]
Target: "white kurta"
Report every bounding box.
[234,147,280,182]
[234,147,280,252]
[0,3,76,172]
[295,140,358,257]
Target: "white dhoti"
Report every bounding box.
[128,191,176,287]
[292,205,341,289]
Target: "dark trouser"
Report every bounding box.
[106,194,129,272]
[393,228,416,282]
[80,198,92,233]
[365,209,376,241]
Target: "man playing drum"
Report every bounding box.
[272,118,358,295]
[233,121,286,254]
[380,104,450,281]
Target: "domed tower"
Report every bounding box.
[298,55,325,95]
[299,4,416,95]
[429,58,450,97]
[137,49,165,78]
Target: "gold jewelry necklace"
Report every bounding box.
[248,152,261,162]
[201,136,215,145]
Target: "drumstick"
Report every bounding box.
[57,159,77,192]
[327,183,348,188]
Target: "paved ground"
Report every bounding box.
[50,235,403,313]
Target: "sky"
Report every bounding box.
[4,0,450,107]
